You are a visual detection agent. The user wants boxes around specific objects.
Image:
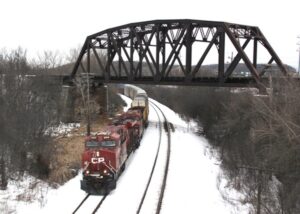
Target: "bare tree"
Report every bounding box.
[0,48,63,186]
[144,81,300,213]
[65,45,81,64]
[34,50,63,70]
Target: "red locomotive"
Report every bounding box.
[81,105,147,194]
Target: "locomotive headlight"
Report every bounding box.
[103,169,107,174]
[86,170,90,174]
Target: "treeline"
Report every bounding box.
[144,81,300,214]
[0,48,70,189]
[0,47,126,189]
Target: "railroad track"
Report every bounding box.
[72,194,107,214]
[137,100,171,214]
[72,194,90,213]
[73,100,171,214]
[91,195,107,214]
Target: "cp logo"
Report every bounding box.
[91,157,104,164]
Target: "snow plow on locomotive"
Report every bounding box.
[80,85,149,194]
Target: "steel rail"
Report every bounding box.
[136,103,163,214]
[149,101,171,214]
[72,194,91,214]
[91,194,107,214]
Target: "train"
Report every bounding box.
[124,84,149,126]
[80,85,149,194]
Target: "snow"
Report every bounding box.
[0,175,52,214]
[149,99,236,213]
[45,122,80,137]
[0,95,249,214]
[118,93,132,112]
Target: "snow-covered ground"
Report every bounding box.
[45,122,81,137]
[0,95,249,214]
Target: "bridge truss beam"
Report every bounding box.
[67,19,288,88]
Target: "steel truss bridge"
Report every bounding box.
[64,19,288,89]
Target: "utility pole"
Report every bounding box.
[105,84,109,115]
[77,71,94,137]
[86,72,91,136]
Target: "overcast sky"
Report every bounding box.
[1,0,299,69]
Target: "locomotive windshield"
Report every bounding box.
[101,141,116,147]
[86,141,100,148]
[86,140,116,148]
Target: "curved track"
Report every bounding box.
[72,100,171,214]
[151,101,171,214]
[136,103,163,213]
[137,100,172,214]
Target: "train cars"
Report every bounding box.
[80,85,149,194]
[124,84,149,126]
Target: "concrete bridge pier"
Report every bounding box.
[60,85,77,123]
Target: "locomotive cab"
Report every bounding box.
[80,131,127,194]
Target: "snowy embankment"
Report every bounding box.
[149,99,249,214]
[1,95,248,214]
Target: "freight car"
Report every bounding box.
[124,84,149,126]
[112,109,144,142]
[80,86,149,194]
